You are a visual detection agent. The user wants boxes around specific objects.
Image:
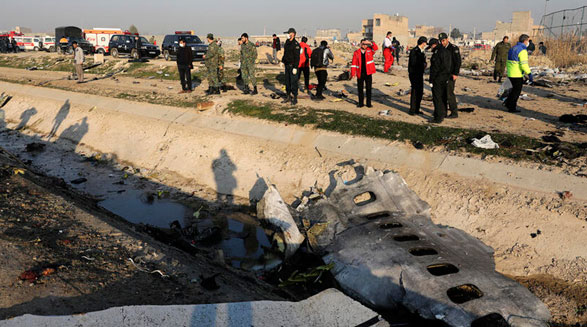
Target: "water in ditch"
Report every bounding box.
[0,130,278,270]
[98,190,277,270]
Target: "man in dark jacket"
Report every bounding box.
[176,38,194,93]
[527,39,535,55]
[491,36,511,83]
[134,36,142,59]
[538,42,547,55]
[429,38,451,123]
[281,27,301,105]
[392,37,401,65]
[272,34,281,64]
[439,32,461,118]
[408,37,427,115]
[11,37,18,53]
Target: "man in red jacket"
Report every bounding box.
[351,39,378,108]
[298,36,312,93]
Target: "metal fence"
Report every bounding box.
[536,6,586,39]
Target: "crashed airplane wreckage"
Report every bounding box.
[258,167,551,327]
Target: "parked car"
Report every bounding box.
[42,36,56,52]
[161,32,208,61]
[55,26,93,54]
[84,28,123,54]
[108,34,160,59]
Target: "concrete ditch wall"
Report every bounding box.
[1,81,586,202]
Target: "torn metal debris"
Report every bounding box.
[295,167,551,327]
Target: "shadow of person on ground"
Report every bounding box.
[0,107,5,131]
[458,94,561,126]
[211,149,237,205]
[262,79,286,98]
[58,117,89,148]
[248,174,268,205]
[342,83,415,114]
[191,76,202,90]
[15,107,38,130]
[48,100,70,140]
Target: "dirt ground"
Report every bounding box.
[0,147,285,320]
[0,50,586,325]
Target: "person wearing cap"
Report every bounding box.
[382,31,394,73]
[281,28,301,105]
[298,36,313,94]
[408,37,428,115]
[240,33,258,95]
[176,38,194,93]
[505,34,533,113]
[490,36,510,83]
[351,39,378,108]
[438,32,461,119]
[204,33,221,95]
[272,34,281,64]
[428,38,451,123]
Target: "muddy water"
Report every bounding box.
[98,190,275,269]
[0,131,276,270]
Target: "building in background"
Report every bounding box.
[481,11,542,42]
[15,26,32,34]
[361,13,409,47]
[315,29,341,41]
[346,32,363,43]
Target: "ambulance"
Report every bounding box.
[42,36,56,52]
[13,36,43,51]
[83,28,123,54]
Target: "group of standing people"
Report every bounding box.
[168,28,534,120]
[406,32,461,123]
[490,34,539,113]
[0,37,19,53]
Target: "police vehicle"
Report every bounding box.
[108,33,160,59]
[161,31,208,61]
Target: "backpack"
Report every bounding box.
[311,47,325,68]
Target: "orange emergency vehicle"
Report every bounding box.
[83,28,123,54]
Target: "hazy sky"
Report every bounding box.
[1,0,585,36]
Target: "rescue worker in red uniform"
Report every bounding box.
[298,36,313,93]
[382,31,394,73]
[351,39,378,108]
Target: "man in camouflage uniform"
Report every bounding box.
[217,39,227,92]
[239,33,258,95]
[490,36,511,83]
[204,33,221,95]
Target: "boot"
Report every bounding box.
[242,86,250,95]
[291,94,298,105]
[281,93,291,104]
[250,86,258,95]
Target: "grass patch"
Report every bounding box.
[225,100,586,165]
